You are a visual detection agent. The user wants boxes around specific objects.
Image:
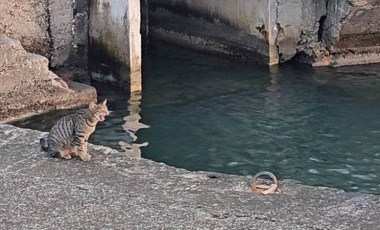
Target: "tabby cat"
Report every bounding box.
[40,99,109,161]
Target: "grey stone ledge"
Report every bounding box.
[0,124,379,229]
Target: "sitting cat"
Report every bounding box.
[40,99,109,161]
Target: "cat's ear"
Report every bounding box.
[89,101,96,109]
[101,99,107,105]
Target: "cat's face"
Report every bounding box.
[89,99,110,122]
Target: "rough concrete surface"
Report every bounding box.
[0,0,50,56]
[0,0,89,71]
[148,0,380,67]
[128,0,142,92]
[48,0,90,69]
[306,0,380,67]
[276,0,328,62]
[89,0,142,91]
[0,81,97,123]
[0,35,96,123]
[149,0,270,64]
[48,0,75,67]
[1,124,379,229]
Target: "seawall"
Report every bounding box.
[148,0,380,67]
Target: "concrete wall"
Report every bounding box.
[1,0,141,89]
[302,0,380,66]
[89,0,142,92]
[148,0,330,64]
[148,0,380,66]
[275,0,327,62]
[149,0,272,64]
[336,0,380,49]
[49,0,90,69]
[0,0,89,71]
[0,0,50,57]
[0,34,96,123]
[273,0,380,66]
[0,1,97,121]
[148,0,329,64]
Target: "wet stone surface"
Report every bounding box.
[0,124,379,229]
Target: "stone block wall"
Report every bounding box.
[0,35,96,123]
[317,0,380,66]
[0,0,50,57]
[0,1,96,122]
[335,0,380,49]
[1,0,142,89]
[0,0,90,72]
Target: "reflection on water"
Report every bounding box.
[119,92,149,158]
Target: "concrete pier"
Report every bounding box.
[1,124,379,229]
[89,0,142,92]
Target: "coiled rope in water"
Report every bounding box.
[251,171,278,195]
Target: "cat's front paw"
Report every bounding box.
[80,154,92,162]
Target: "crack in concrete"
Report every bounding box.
[321,0,330,43]
[274,0,282,62]
[274,0,279,43]
[46,0,54,60]
[322,0,354,48]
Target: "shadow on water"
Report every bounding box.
[12,40,380,195]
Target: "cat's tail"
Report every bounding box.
[40,136,49,152]
[40,136,60,158]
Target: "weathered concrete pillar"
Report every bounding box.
[129,0,142,92]
[89,0,142,92]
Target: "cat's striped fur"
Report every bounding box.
[40,99,109,161]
